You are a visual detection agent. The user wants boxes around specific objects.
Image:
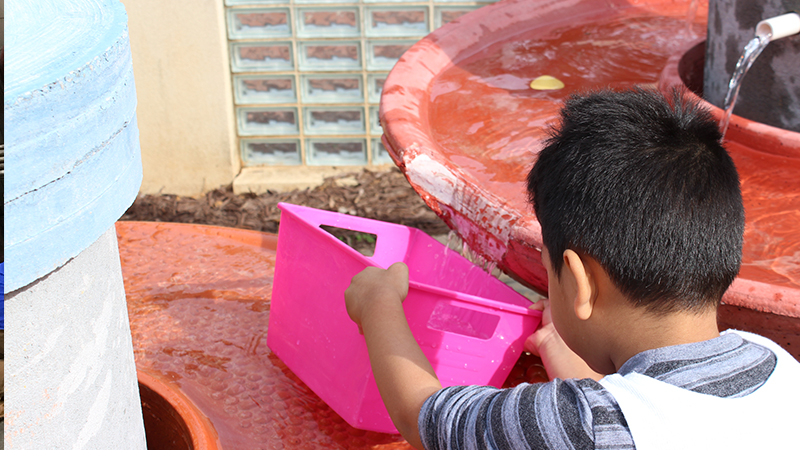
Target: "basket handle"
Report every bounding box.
[278,202,410,268]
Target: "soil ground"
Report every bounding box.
[121,168,450,255]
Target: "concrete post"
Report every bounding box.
[4,0,147,447]
[5,229,146,449]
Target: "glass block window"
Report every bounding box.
[237,107,299,135]
[226,0,495,167]
[226,0,286,5]
[242,139,302,165]
[367,40,415,70]
[369,105,382,135]
[367,73,388,103]
[296,0,358,4]
[299,41,362,71]
[307,139,368,165]
[301,74,363,103]
[234,75,296,104]
[227,8,291,39]
[435,6,480,28]
[297,8,360,37]
[372,138,394,164]
[304,107,366,135]
[366,7,429,37]
[231,42,293,72]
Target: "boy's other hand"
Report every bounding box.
[345,262,410,334]
[526,300,604,381]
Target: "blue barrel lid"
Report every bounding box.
[4,0,142,292]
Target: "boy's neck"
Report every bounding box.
[607,304,720,372]
[567,251,722,375]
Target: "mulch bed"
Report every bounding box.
[121,168,451,252]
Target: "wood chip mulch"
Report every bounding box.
[120,168,451,240]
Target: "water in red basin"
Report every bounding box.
[427,14,705,228]
[731,140,800,289]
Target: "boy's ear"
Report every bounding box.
[563,249,594,321]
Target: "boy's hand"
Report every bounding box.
[344,262,440,449]
[525,300,604,381]
[345,262,409,334]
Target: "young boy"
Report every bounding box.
[344,88,800,449]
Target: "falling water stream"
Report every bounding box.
[719,33,772,138]
[443,230,501,276]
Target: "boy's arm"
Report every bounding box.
[526,299,604,381]
[345,263,442,450]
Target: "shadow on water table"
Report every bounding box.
[117,222,547,449]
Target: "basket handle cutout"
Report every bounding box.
[320,225,377,257]
[426,302,499,340]
[278,202,412,268]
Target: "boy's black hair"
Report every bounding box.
[527,88,744,313]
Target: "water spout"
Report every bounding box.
[719,12,799,138]
[756,12,800,41]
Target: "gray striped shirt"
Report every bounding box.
[419,332,776,450]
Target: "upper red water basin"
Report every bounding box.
[380,0,799,319]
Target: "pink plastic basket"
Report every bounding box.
[267,203,542,434]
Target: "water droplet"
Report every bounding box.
[296,340,300,345]
[445,345,450,350]
[464,363,468,369]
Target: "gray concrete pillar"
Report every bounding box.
[4,0,147,447]
[5,227,146,449]
[704,0,800,132]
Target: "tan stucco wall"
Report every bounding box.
[121,0,239,196]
